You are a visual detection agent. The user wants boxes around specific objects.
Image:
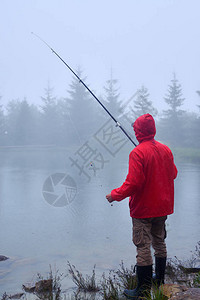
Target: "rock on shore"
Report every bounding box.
[162,284,200,300]
[0,255,9,261]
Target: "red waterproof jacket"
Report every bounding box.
[111,114,178,219]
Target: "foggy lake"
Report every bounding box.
[1,0,200,297]
[0,146,200,294]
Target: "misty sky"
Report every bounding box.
[0,0,200,114]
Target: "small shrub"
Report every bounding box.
[67,261,100,293]
[1,293,8,300]
[193,272,200,288]
[194,241,200,258]
[114,261,137,290]
[100,272,121,300]
[166,257,193,286]
[147,284,168,300]
[35,265,63,300]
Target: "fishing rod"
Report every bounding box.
[32,32,137,147]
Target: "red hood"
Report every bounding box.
[133,114,156,143]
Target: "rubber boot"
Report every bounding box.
[124,265,152,299]
[153,257,167,287]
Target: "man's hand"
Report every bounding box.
[106,193,114,203]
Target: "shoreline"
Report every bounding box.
[1,252,200,300]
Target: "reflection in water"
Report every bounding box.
[0,149,200,294]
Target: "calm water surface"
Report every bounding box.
[0,147,200,294]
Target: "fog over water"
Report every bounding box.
[0,148,200,294]
[0,0,200,112]
[0,0,200,296]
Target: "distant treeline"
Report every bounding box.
[0,70,199,148]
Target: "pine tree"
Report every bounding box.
[6,98,40,145]
[159,74,185,146]
[130,85,157,118]
[40,82,62,145]
[163,73,185,120]
[63,67,98,143]
[41,82,57,114]
[103,72,122,119]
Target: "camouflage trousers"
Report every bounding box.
[132,216,167,266]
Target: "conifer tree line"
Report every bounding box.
[0,70,199,148]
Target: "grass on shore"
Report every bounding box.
[1,242,200,299]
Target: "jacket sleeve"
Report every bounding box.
[173,163,178,179]
[171,151,178,179]
[111,150,145,201]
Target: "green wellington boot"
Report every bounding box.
[124,265,152,299]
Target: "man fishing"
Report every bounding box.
[106,113,178,299]
[33,36,177,298]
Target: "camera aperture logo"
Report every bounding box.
[42,173,77,207]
